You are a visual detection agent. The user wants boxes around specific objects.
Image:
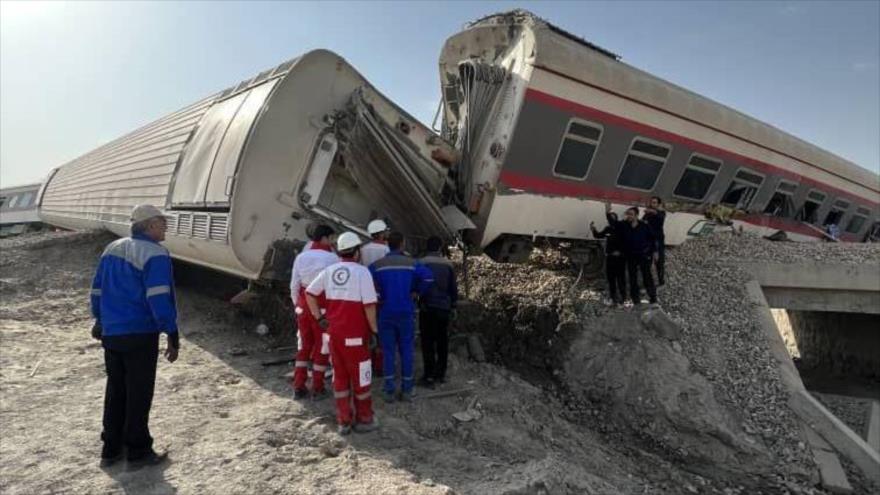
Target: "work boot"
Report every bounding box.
[418,376,435,389]
[293,388,308,400]
[353,418,379,433]
[337,424,352,436]
[400,390,415,403]
[127,450,168,471]
[311,389,330,401]
[382,390,396,403]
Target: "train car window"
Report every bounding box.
[0,196,6,209]
[720,168,764,210]
[19,192,34,208]
[796,190,826,223]
[845,207,870,234]
[673,154,722,201]
[552,120,603,180]
[616,137,671,191]
[823,199,850,226]
[7,195,19,209]
[763,180,798,217]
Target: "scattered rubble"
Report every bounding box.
[2,230,879,494]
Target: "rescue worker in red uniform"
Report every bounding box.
[289,225,339,399]
[306,232,379,435]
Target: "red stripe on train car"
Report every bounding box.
[497,169,841,240]
[524,88,880,208]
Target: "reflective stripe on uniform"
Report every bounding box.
[402,376,414,381]
[146,285,171,297]
[345,338,363,347]
[90,289,102,296]
[312,364,327,372]
[334,390,350,399]
[355,391,371,400]
[294,360,310,368]
[374,265,415,273]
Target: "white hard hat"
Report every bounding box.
[336,231,364,252]
[367,219,389,235]
[130,204,166,223]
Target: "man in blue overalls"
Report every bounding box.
[369,231,433,402]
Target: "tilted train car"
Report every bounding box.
[437,10,880,263]
[38,49,463,282]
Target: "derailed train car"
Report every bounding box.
[437,11,880,263]
[39,50,463,282]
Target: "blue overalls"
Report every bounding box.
[369,251,433,395]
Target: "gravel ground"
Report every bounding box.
[811,393,872,439]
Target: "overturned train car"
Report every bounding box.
[437,11,880,263]
[38,50,462,282]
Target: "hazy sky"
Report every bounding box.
[1,0,878,187]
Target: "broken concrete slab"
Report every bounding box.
[867,400,880,454]
[813,449,854,494]
[789,389,880,485]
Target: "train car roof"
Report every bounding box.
[468,10,879,195]
[0,183,42,195]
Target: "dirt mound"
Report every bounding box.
[563,312,771,483]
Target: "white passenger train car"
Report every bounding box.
[437,11,880,262]
[39,50,460,282]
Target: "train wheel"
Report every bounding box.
[567,243,605,280]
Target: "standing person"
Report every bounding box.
[643,196,667,286]
[289,224,339,400]
[369,232,433,402]
[361,219,391,374]
[360,219,391,267]
[590,204,627,305]
[90,204,179,468]
[417,236,458,388]
[622,206,658,307]
[305,232,379,435]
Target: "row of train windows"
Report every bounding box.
[551,119,872,234]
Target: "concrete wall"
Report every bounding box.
[788,310,880,379]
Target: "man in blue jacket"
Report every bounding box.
[90,204,179,469]
[417,237,458,388]
[369,231,433,402]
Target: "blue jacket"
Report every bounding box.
[418,252,458,311]
[91,234,179,338]
[369,250,433,317]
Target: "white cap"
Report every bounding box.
[336,231,364,252]
[130,204,166,223]
[367,219,389,235]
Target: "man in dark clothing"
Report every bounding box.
[643,196,667,286]
[417,237,458,387]
[590,205,627,305]
[91,204,179,469]
[622,206,658,306]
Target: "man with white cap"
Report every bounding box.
[305,232,379,435]
[90,204,179,469]
[360,219,390,268]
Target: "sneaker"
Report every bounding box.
[99,452,123,468]
[293,388,308,400]
[311,389,330,401]
[127,450,168,471]
[382,390,396,403]
[353,418,379,433]
[400,390,415,403]
[337,424,352,436]
[418,377,435,389]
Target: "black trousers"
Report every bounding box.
[627,255,657,304]
[102,334,159,460]
[654,242,666,285]
[419,308,450,381]
[605,254,627,303]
